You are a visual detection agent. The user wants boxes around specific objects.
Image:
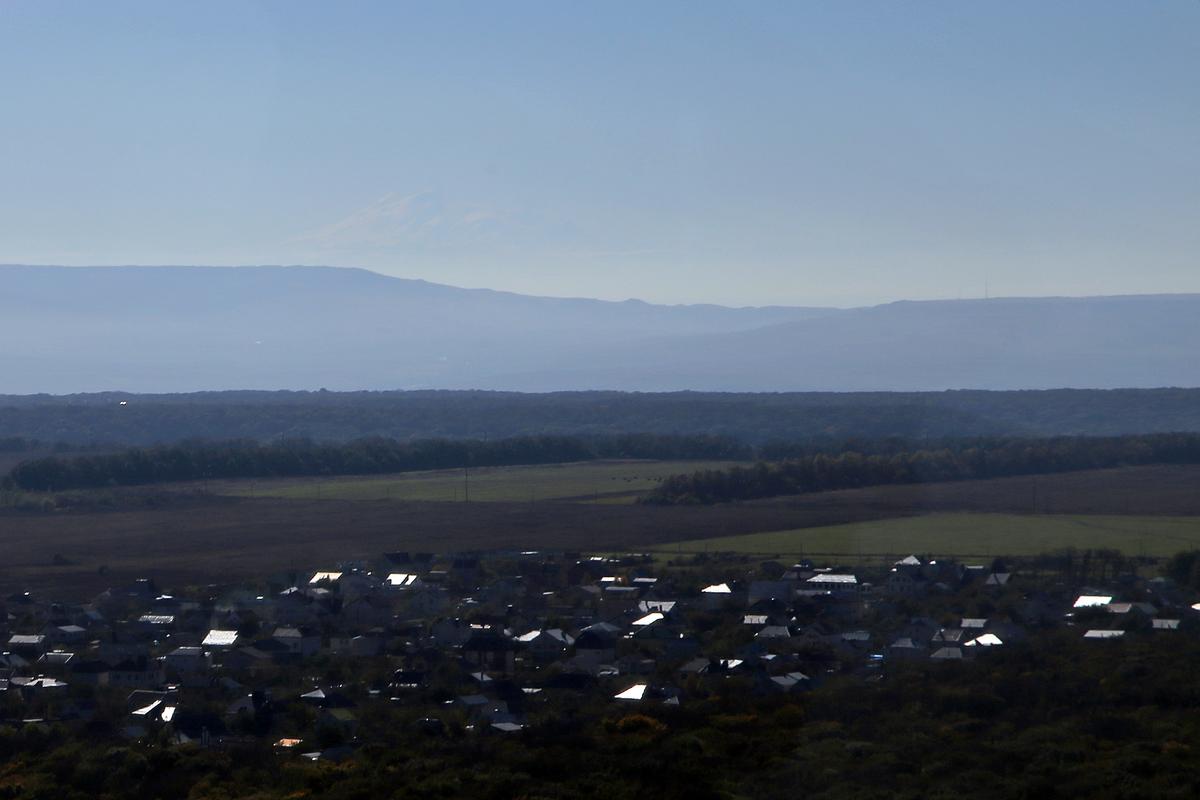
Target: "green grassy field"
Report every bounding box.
[217,459,738,504]
[649,512,1200,560]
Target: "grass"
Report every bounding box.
[649,512,1200,560]
[215,460,739,504]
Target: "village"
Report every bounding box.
[1,545,1192,762]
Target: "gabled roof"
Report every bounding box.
[638,600,676,614]
[807,574,857,585]
[167,646,203,657]
[39,651,75,666]
[755,626,791,639]
[1106,602,1157,615]
[1073,595,1113,608]
[930,647,963,660]
[964,633,1003,647]
[202,630,239,647]
[770,672,810,688]
[614,684,647,701]
[1083,629,1124,639]
[701,583,732,594]
[7,634,45,646]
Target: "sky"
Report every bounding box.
[1,1,1197,307]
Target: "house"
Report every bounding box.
[1106,602,1157,617]
[887,637,924,660]
[462,627,516,673]
[883,570,923,597]
[340,597,392,628]
[700,583,735,610]
[273,627,321,657]
[224,692,269,718]
[613,683,647,701]
[135,614,175,632]
[964,633,1003,648]
[300,687,355,708]
[514,629,574,661]
[7,634,47,655]
[45,625,88,647]
[930,647,963,661]
[430,619,472,648]
[932,628,967,645]
[107,658,161,689]
[10,676,69,697]
[1083,629,1125,639]
[573,627,618,667]
[164,646,209,674]
[385,573,422,590]
[37,650,75,674]
[202,630,239,649]
[1074,595,1113,609]
[349,635,382,657]
[804,574,859,596]
[767,672,811,692]
[837,630,872,650]
[755,626,792,641]
[637,599,677,617]
[630,611,664,628]
[748,581,794,604]
[318,708,359,738]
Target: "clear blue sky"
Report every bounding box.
[1,1,1197,306]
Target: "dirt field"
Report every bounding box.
[754,464,1200,517]
[653,512,1200,560]
[0,496,892,598]
[211,459,740,504]
[1,464,1197,599]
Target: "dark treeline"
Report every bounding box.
[3,388,1200,446]
[0,437,40,453]
[645,432,1200,504]
[2,433,750,492]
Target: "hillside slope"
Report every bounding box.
[1,265,1197,393]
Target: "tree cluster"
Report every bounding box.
[645,432,1200,504]
[3,433,750,491]
[2,387,1200,446]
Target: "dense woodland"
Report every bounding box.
[9,430,1200,499]
[2,388,1200,446]
[645,433,1200,504]
[2,434,749,492]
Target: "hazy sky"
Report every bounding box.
[1,1,1197,306]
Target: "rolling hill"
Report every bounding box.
[2,264,1197,393]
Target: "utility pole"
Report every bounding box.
[464,457,470,504]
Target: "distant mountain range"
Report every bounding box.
[2,265,1198,393]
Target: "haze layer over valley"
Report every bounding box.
[3,265,1197,394]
